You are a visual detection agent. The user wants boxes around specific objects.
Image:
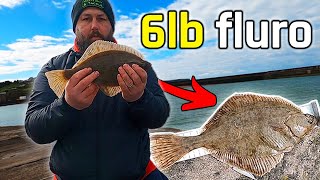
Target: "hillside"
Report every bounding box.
[0,78,34,106]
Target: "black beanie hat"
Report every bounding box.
[71,0,115,32]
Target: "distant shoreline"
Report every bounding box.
[166,65,320,86]
[1,65,319,107]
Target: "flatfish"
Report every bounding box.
[45,40,151,98]
[150,92,319,176]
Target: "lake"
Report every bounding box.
[0,75,319,130]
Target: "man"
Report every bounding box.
[25,0,170,179]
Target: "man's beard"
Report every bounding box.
[76,29,113,53]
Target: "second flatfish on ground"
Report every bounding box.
[150,92,319,176]
[45,40,151,98]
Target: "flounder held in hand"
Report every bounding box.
[150,92,319,176]
[45,40,151,97]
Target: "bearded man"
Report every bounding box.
[25,0,170,179]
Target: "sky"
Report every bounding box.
[0,0,319,82]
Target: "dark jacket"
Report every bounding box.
[25,48,170,180]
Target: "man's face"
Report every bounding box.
[75,7,113,52]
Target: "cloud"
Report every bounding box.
[0,0,27,8]
[52,0,72,9]
[113,0,320,80]
[0,30,73,75]
[115,0,320,44]
[152,42,320,80]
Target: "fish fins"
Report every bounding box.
[226,92,300,112]
[232,167,256,179]
[150,133,191,170]
[45,70,68,98]
[100,85,121,97]
[73,40,145,69]
[209,149,283,176]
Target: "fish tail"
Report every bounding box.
[45,70,68,98]
[150,133,193,170]
[100,85,122,97]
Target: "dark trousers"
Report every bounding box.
[144,169,169,180]
[53,169,168,180]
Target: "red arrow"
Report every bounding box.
[158,76,217,111]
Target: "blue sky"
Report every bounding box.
[0,0,319,82]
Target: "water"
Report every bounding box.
[0,103,28,126]
[0,75,319,129]
[163,75,320,130]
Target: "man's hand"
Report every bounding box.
[65,68,100,110]
[117,64,147,102]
